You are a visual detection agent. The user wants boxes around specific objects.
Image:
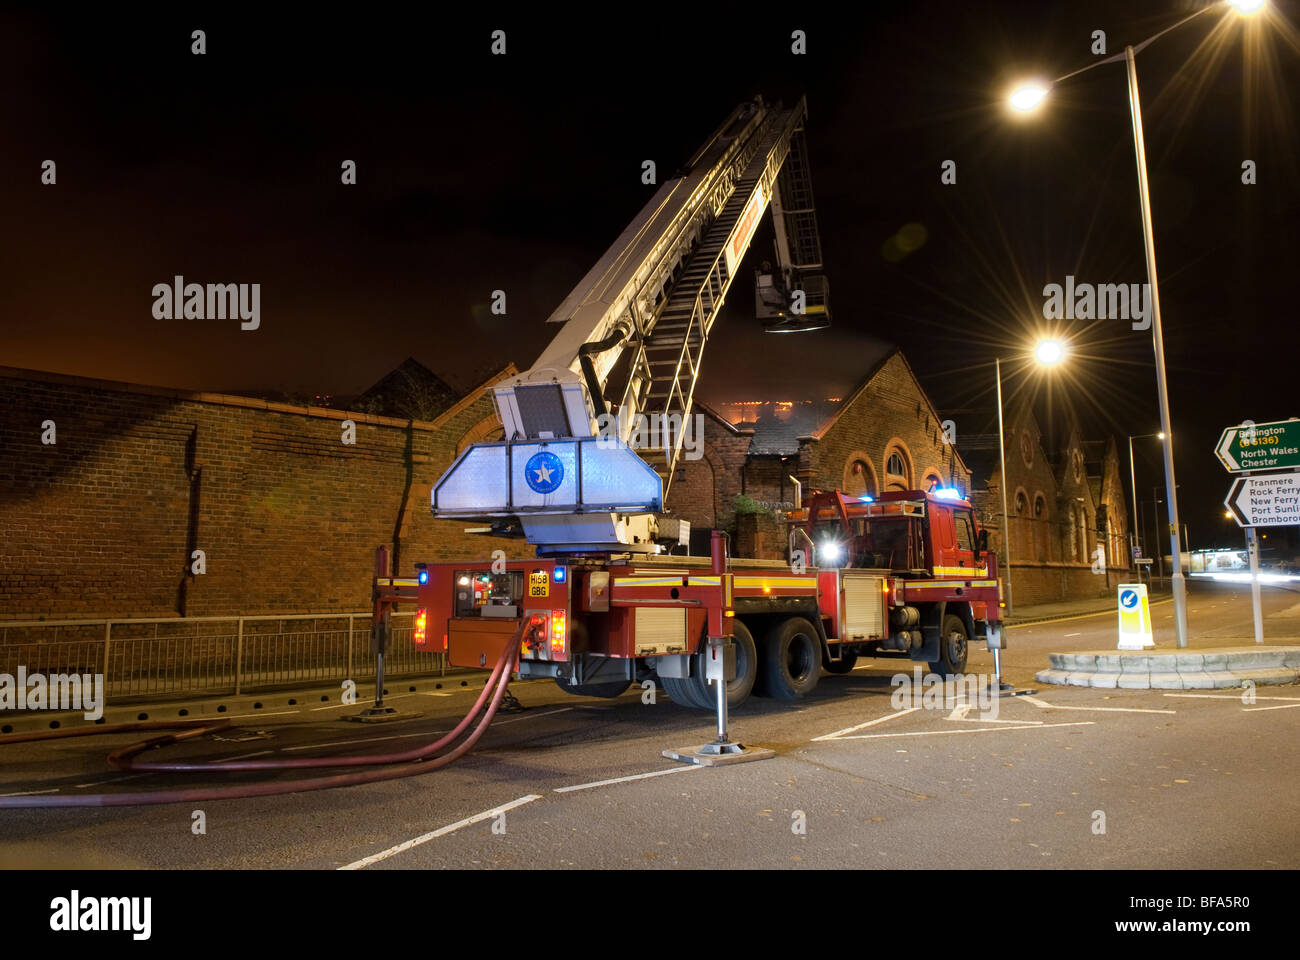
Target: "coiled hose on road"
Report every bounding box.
[0,623,531,808]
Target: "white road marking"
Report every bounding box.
[1165,693,1300,702]
[493,707,572,726]
[954,713,1044,725]
[554,765,705,793]
[1021,695,1175,715]
[1243,702,1300,713]
[282,730,448,751]
[946,704,971,721]
[74,773,151,789]
[831,721,1094,741]
[811,708,919,742]
[339,794,542,870]
[209,750,274,762]
[1064,632,1082,637]
[0,788,60,797]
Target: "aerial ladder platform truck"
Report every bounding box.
[371,97,1005,750]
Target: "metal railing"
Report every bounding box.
[0,611,445,703]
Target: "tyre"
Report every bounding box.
[824,651,858,674]
[928,613,969,678]
[554,678,632,699]
[660,620,758,710]
[757,617,822,700]
[660,675,710,709]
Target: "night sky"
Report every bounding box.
[2,3,1297,549]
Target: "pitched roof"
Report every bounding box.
[356,357,460,420]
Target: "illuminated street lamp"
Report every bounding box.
[1033,337,1067,366]
[1228,0,1267,15]
[1004,1,1265,647]
[1008,82,1050,113]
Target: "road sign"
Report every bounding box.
[1117,584,1154,649]
[1215,420,1300,473]
[1224,473,1300,527]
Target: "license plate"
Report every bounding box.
[529,571,549,597]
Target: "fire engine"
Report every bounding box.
[371,96,1004,734]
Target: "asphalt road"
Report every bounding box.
[2,580,1298,869]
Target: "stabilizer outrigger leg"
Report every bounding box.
[663,532,774,767]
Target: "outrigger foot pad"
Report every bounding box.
[662,742,775,767]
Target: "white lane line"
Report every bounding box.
[955,714,1044,725]
[1165,693,1300,702]
[1021,695,1175,715]
[812,708,919,742]
[1243,702,1300,713]
[554,765,705,794]
[339,794,543,870]
[493,707,572,726]
[1064,632,1082,637]
[282,730,448,752]
[74,773,151,789]
[0,788,61,797]
[946,704,971,721]
[832,721,1094,741]
[209,750,274,762]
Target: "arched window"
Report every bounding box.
[1015,491,1029,514]
[844,458,877,498]
[923,471,943,492]
[884,445,912,491]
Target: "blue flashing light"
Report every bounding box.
[418,569,429,584]
[553,566,566,583]
[932,487,964,501]
[858,495,874,502]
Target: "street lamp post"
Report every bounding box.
[996,357,1013,615]
[994,337,1067,617]
[1124,43,1189,647]
[1005,2,1267,645]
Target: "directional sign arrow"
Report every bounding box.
[1224,477,1247,525]
[1224,473,1300,527]
[1216,428,1240,471]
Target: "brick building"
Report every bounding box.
[0,364,530,619]
[958,404,1133,606]
[669,346,971,557]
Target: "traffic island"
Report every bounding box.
[1036,646,1300,689]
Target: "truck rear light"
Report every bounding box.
[414,609,428,646]
[550,610,566,656]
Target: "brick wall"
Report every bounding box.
[665,406,753,528]
[0,367,530,619]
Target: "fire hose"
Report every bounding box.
[0,622,532,808]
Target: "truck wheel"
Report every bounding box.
[660,676,708,709]
[687,619,757,709]
[554,678,632,699]
[929,614,969,678]
[758,617,822,700]
[824,651,858,674]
